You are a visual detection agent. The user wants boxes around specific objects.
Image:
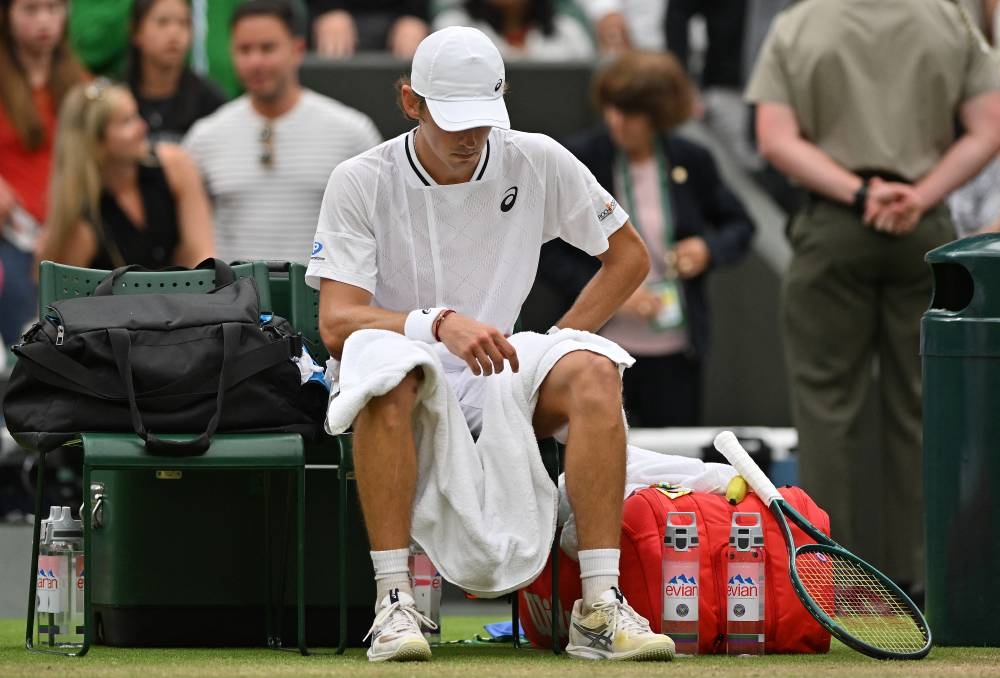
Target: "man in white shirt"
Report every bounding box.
[184,0,381,263]
[307,27,674,663]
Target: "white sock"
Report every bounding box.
[370,548,412,606]
[579,548,620,609]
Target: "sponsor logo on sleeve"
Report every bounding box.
[597,199,617,222]
[311,240,326,261]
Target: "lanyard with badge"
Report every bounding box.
[617,138,686,331]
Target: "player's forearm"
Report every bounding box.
[320,304,406,360]
[556,224,649,332]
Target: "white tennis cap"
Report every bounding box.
[410,27,510,132]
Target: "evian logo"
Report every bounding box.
[37,569,59,590]
[727,573,759,598]
[665,573,697,598]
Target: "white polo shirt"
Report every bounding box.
[306,127,628,370]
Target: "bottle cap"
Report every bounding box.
[44,506,83,547]
[664,512,699,550]
[729,512,764,551]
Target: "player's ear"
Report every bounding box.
[400,85,422,121]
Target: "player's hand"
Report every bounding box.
[314,10,357,58]
[621,286,660,319]
[595,12,630,54]
[387,16,428,59]
[436,313,519,376]
[672,236,711,278]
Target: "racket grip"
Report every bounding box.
[713,431,782,505]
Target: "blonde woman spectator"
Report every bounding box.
[38,79,214,270]
[0,0,85,345]
[434,0,594,61]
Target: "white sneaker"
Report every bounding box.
[363,589,435,662]
[566,587,675,661]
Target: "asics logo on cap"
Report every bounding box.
[494,79,502,92]
[501,186,518,213]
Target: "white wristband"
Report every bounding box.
[405,307,446,343]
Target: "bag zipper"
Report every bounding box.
[45,306,66,345]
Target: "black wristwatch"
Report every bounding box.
[852,179,870,217]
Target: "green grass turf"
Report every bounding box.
[1,617,999,678]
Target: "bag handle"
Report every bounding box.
[107,323,238,456]
[94,258,235,297]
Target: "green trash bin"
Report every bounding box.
[921,233,1000,647]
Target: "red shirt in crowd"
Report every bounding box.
[0,87,57,224]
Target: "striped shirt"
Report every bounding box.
[183,90,382,263]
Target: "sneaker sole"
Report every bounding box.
[368,639,432,662]
[566,641,675,662]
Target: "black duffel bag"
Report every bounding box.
[3,260,327,455]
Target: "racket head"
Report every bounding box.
[790,542,932,660]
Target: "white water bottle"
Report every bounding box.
[662,511,700,655]
[36,506,84,648]
[726,512,765,655]
[409,546,442,644]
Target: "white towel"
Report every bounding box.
[325,327,634,598]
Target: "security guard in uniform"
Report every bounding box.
[746,0,1000,596]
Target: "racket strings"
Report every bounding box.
[795,550,928,653]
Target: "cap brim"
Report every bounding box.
[425,97,510,132]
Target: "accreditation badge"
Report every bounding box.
[649,279,686,331]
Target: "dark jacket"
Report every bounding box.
[538,127,755,357]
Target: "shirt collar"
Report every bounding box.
[404,128,491,187]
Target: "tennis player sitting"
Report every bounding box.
[306,27,674,663]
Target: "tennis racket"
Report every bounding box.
[713,431,932,660]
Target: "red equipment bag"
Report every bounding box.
[518,486,832,654]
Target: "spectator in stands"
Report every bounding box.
[70,0,245,98]
[948,4,1000,239]
[434,0,594,61]
[574,0,665,53]
[949,157,1000,238]
[126,0,227,145]
[0,0,85,346]
[538,51,754,427]
[748,0,1000,595]
[184,0,380,264]
[665,0,759,171]
[308,0,428,59]
[38,79,214,270]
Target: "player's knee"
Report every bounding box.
[567,353,622,416]
[357,370,420,431]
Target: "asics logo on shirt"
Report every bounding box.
[501,186,518,212]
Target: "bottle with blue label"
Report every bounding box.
[726,512,765,655]
[662,511,700,654]
[35,506,84,648]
